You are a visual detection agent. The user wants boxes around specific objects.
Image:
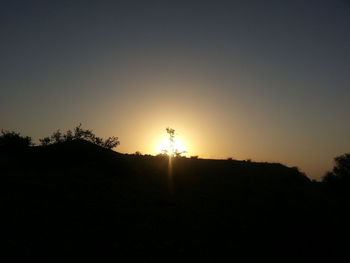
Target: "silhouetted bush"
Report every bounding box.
[51,129,64,143]
[63,129,74,141]
[39,137,51,146]
[0,129,32,150]
[156,153,168,158]
[102,136,120,149]
[39,124,119,149]
[323,153,350,185]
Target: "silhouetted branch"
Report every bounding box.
[39,124,120,149]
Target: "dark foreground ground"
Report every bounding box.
[1,140,349,260]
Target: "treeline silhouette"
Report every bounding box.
[1,126,350,260]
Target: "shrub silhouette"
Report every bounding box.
[323,153,350,185]
[39,124,119,149]
[39,136,51,146]
[52,129,64,143]
[0,129,32,150]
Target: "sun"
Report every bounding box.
[156,137,187,156]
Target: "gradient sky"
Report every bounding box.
[1,0,350,179]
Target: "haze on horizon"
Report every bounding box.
[1,0,349,179]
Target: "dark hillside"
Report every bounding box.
[0,141,345,260]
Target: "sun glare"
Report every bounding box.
[156,137,187,156]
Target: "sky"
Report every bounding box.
[1,0,349,179]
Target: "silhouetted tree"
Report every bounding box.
[323,153,350,185]
[162,127,186,157]
[166,127,175,156]
[63,129,73,141]
[0,129,32,150]
[39,137,51,146]
[173,150,186,157]
[51,129,63,143]
[74,124,95,141]
[39,124,120,149]
[102,136,120,149]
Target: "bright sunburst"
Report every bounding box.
[156,137,187,156]
[155,127,188,157]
